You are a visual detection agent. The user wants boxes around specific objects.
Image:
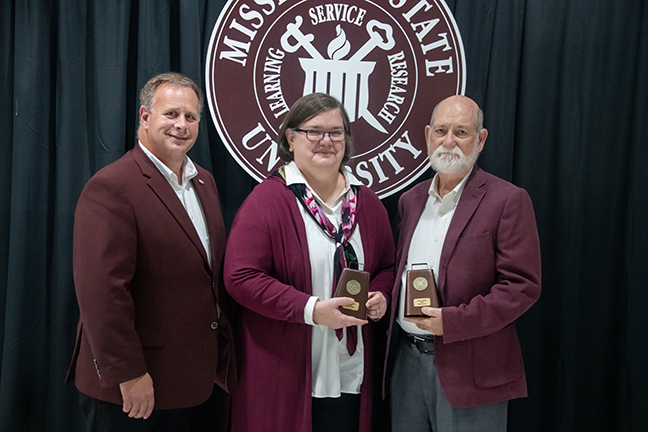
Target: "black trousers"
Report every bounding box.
[79,384,227,432]
[311,393,361,432]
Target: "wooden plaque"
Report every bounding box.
[404,264,440,317]
[334,268,370,319]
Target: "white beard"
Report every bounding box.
[429,140,480,174]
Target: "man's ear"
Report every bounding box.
[477,128,488,152]
[139,106,149,129]
[424,125,432,155]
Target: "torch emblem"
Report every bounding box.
[281,16,395,134]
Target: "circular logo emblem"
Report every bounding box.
[413,276,428,291]
[346,279,362,295]
[206,0,465,198]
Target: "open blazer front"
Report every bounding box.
[225,173,395,432]
[385,166,541,408]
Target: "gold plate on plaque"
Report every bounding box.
[414,298,432,307]
[346,280,361,295]
[413,277,428,291]
[342,302,360,311]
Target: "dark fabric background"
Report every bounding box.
[1,1,647,431]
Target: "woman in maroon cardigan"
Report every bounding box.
[224,93,395,432]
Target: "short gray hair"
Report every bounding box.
[139,72,204,115]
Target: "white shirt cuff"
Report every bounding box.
[304,296,319,325]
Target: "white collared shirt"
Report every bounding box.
[139,142,211,265]
[284,162,365,397]
[397,168,473,336]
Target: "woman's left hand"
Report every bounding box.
[366,291,387,321]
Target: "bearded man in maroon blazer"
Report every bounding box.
[65,72,236,432]
[385,95,541,432]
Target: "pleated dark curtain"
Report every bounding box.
[0,1,646,431]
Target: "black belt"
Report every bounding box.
[401,328,435,355]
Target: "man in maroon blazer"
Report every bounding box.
[386,95,541,431]
[65,73,236,431]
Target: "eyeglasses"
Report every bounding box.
[293,128,346,142]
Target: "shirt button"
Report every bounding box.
[434,238,439,243]
[211,321,219,330]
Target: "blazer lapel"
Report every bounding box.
[132,146,210,267]
[438,167,486,296]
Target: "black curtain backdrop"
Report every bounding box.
[1,1,647,431]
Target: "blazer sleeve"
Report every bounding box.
[224,183,311,324]
[73,173,148,387]
[442,187,542,343]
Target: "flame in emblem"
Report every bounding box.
[327,25,351,60]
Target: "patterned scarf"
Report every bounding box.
[275,166,360,355]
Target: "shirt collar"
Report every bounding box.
[284,161,362,209]
[428,167,473,215]
[139,141,197,188]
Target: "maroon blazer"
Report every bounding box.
[65,145,237,409]
[224,174,395,432]
[385,166,541,408]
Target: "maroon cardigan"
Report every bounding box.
[224,174,395,432]
[385,166,541,408]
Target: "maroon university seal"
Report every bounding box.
[206,0,466,198]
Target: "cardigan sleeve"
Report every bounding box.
[224,180,311,324]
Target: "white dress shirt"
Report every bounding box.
[139,142,211,265]
[397,168,473,336]
[284,162,365,397]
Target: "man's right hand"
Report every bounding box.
[119,372,155,419]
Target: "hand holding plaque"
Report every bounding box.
[334,267,370,319]
[404,263,440,317]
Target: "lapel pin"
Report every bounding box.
[198,179,205,185]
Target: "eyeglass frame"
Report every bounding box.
[292,128,347,142]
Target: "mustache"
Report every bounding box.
[431,145,465,158]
